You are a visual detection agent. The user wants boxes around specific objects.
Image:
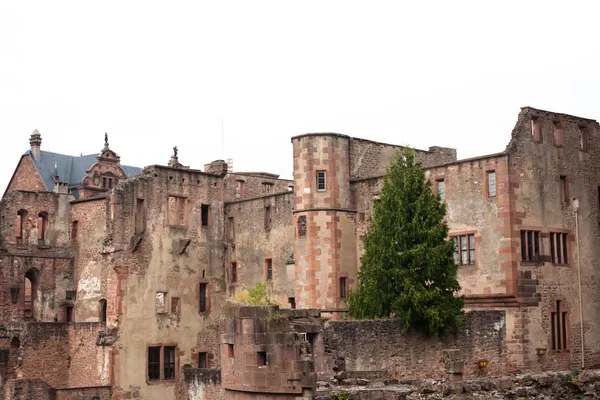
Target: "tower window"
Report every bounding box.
[298,216,307,236]
[316,171,326,191]
[265,258,273,281]
[551,300,569,350]
[487,171,496,198]
[201,205,210,226]
[436,179,445,202]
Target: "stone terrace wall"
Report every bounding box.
[179,368,224,400]
[322,311,507,381]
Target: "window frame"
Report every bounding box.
[167,194,189,227]
[486,170,496,198]
[553,121,563,147]
[264,206,272,230]
[559,176,569,205]
[549,231,569,266]
[550,299,570,351]
[451,233,477,266]
[298,215,307,237]
[579,125,589,152]
[147,346,161,381]
[231,261,237,283]
[520,229,541,263]
[198,282,209,313]
[265,258,273,281]
[71,220,79,242]
[198,352,208,369]
[316,170,326,191]
[435,178,445,203]
[339,277,348,300]
[201,204,210,227]
[531,117,542,142]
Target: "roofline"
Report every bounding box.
[143,165,222,178]
[290,133,444,154]
[232,172,293,182]
[2,154,29,199]
[291,133,349,142]
[70,195,108,204]
[521,106,597,123]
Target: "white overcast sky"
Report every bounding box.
[1,1,599,191]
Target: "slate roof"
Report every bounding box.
[26,150,142,191]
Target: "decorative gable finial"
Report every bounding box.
[104,133,109,150]
[173,146,178,157]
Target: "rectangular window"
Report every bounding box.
[579,126,588,151]
[298,216,307,237]
[135,199,146,233]
[264,206,272,230]
[71,221,78,241]
[163,346,176,380]
[227,344,234,358]
[289,297,296,309]
[235,180,244,199]
[201,205,210,226]
[257,351,267,366]
[155,292,167,314]
[487,171,496,198]
[265,258,273,281]
[551,300,569,350]
[198,352,208,369]
[520,230,540,262]
[167,196,187,226]
[171,297,180,314]
[550,232,568,265]
[66,306,73,322]
[199,283,208,312]
[451,234,476,266]
[317,170,326,191]
[560,176,568,204]
[148,347,161,380]
[227,217,235,240]
[102,177,107,189]
[553,121,563,146]
[65,290,74,300]
[531,117,541,141]
[231,262,237,283]
[436,179,445,202]
[262,183,273,195]
[339,277,347,299]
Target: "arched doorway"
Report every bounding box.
[24,269,39,320]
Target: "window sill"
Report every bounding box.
[146,379,176,386]
[520,262,544,267]
[551,263,570,267]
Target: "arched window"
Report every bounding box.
[38,212,48,242]
[24,269,39,320]
[99,299,107,324]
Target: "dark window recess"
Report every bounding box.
[135,199,145,233]
[66,306,73,322]
[231,262,237,283]
[521,230,540,262]
[339,277,347,299]
[199,283,208,312]
[163,346,176,380]
[560,176,568,204]
[551,300,569,350]
[266,259,273,281]
[317,171,326,191]
[550,232,568,264]
[148,347,161,380]
[257,351,267,366]
[71,221,78,241]
[201,205,210,226]
[452,234,476,266]
[100,299,107,323]
[227,344,234,358]
[0,349,9,364]
[65,290,74,300]
[171,297,180,313]
[198,352,208,369]
[289,297,296,309]
[298,216,307,236]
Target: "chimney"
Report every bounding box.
[29,129,42,161]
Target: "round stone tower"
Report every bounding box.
[291,133,357,316]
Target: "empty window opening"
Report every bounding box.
[199,283,208,312]
[135,199,146,234]
[167,196,187,226]
[520,230,540,262]
[235,180,244,199]
[598,186,600,213]
[288,185,293,192]
[16,209,27,239]
[163,346,176,379]
[264,206,272,230]
[227,344,234,358]
[317,171,326,191]
[102,177,107,189]
[298,216,307,237]
[550,232,568,265]
[201,205,210,226]
[553,121,563,146]
[289,297,296,309]
[579,126,588,151]
[171,297,180,314]
[66,290,74,301]
[148,347,161,380]
[531,117,541,141]
[198,352,208,369]
[265,259,273,281]
[155,292,168,314]
[436,179,445,202]
[24,269,38,320]
[231,262,237,283]
[227,217,235,240]
[38,212,48,242]
[560,176,569,204]
[262,183,273,195]
[551,300,569,350]
[452,234,476,266]
[339,277,348,299]
[487,171,496,198]
[66,306,74,322]
[71,220,78,241]
[99,299,107,324]
[257,351,267,366]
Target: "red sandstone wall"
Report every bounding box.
[5,155,47,194]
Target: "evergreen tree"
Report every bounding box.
[348,148,463,336]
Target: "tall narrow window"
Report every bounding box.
[71,221,78,241]
[579,126,588,152]
[163,346,176,380]
[316,171,326,191]
[38,212,48,242]
[339,277,347,299]
[199,283,208,312]
[298,216,307,237]
[16,209,27,239]
[262,183,273,194]
[257,351,267,366]
[99,299,107,324]
[289,297,296,309]
[231,262,237,283]
[66,306,73,322]
[102,177,107,189]
[559,176,568,204]
[168,196,187,226]
[487,171,496,198]
[264,206,272,230]
[551,300,569,350]
[520,230,540,262]
[531,117,541,141]
[135,199,146,233]
[436,179,445,202]
[451,234,476,266]
[550,232,568,265]
[198,352,208,369]
[201,205,210,227]
[171,297,180,314]
[148,347,161,380]
[265,258,273,281]
[235,180,244,199]
[227,217,235,240]
[553,121,563,146]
